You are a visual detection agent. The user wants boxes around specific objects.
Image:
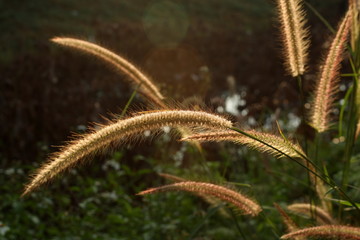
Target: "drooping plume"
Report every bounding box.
[276,0,309,76]
[181,130,305,159]
[310,11,352,132]
[51,37,165,107]
[182,130,330,208]
[281,225,360,239]
[158,173,231,218]
[274,203,305,240]
[137,181,262,216]
[23,110,232,195]
[287,203,335,225]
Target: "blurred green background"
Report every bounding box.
[0,0,349,239]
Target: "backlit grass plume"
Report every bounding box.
[181,130,305,159]
[276,0,309,76]
[23,110,232,196]
[137,181,261,216]
[158,173,231,218]
[309,11,352,132]
[281,225,360,239]
[274,203,305,240]
[287,203,335,225]
[51,37,165,107]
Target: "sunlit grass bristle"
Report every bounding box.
[276,0,309,76]
[309,10,352,132]
[23,110,232,196]
[274,203,303,239]
[281,225,360,239]
[158,173,231,218]
[51,37,165,107]
[181,130,305,159]
[287,203,335,225]
[137,181,262,216]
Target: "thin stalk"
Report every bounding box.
[187,205,222,240]
[120,84,141,117]
[228,209,248,240]
[338,32,360,215]
[338,85,354,137]
[296,75,308,154]
[297,75,304,99]
[339,57,359,220]
[304,1,335,33]
[314,133,330,182]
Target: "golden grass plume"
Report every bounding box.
[158,173,231,218]
[137,181,261,216]
[287,203,335,225]
[281,225,360,239]
[181,130,305,159]
[276,0,309,76]
[309,10,352,132]
[51,37,165,107]
[23,110,232,196]
[274,203,305,240]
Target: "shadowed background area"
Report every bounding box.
[1,0,346,162]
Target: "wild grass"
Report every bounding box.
[22,0,360,238]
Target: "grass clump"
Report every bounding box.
[20,0,360,239]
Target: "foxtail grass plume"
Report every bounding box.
[276,0,309,76]
[182,130,305,159]
[137,181,261,216]
[158,173,188,182]
[288,203,335,225]
[310,11,352,132]
[158,173,231,218]
[349,0,359,49]
[281,225,360,239]
[274,203,305,240]
[23,110,232,196]
[51,37,165,107]
[182,130,331,211]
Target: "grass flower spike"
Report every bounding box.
[287,203,335,225]
[23,110,232,195]
[276,0,309,76]
[274,203,305,240]
[137,181,261,216]
[182,130,305,159]
[52,37,165,107]
[310,11,352,132]
[281,225,360,239]
[158,173,231,218]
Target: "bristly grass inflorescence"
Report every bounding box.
[287,203,335,225]
[52,37,166,108]
[281,225,360,239]
[181,130,305,159]
[23,110,232,196]
[137,181,262,216]
[309,10,352,132]
[276,0,309,76]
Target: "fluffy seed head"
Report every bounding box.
[281,225,360,239]
[276,0,309,76]
[51,37,165,107]
[309,11,352,132]
[158,173,231,218]
[182,130,305,159]
[23,110,232,195]
[274,203,305,240]
[287,203,335,225]
[137,181,262,216]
